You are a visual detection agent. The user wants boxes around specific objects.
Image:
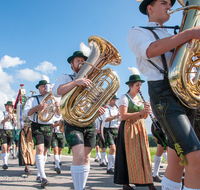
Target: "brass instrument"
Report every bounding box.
[60,35,122,127]
[168,0,200,109]
[38,91,57,122]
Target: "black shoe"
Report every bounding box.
[106,168,114,174]
[41,178,50,188]
[94,158,100,162]
[123,184,135,190]
[59,162,62,166]
[100,162,107,167]
[160,165,164,168]
[36,176,41,182]
[13,156,17,159]
[55,167,61,174]
[47,154,51,157]
[2,164,8,170]
[153,175,162,183]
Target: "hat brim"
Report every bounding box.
[125,80,145,85]
[67,55,88,64]
[139,0,176,15]
[36,83,49,89]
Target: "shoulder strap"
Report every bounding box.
[140,27,168,77]
[32,95,40,123]
[3,112,5,129]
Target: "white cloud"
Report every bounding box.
[34,61,57,74]
[0,55,26,68]
[16,68,42,82]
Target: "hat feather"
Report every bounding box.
[80,42,91,57]
[128,67,140,75]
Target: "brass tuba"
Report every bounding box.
[60,35,122,127]
[38,91,57,122]
[168,0,200,109]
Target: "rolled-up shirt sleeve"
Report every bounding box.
[52,74,72,97]
[0,112,4,124]
[127,27,155,60]
[23,97,35,117]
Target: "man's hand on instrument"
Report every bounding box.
[98,107,105,115]
[38,102,47,111]
[74,77,92,87]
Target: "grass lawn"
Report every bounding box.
[50,147,167,163]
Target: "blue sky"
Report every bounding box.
[0,0,183,133]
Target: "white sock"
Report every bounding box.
[54,155,60,168]
[110,154,115,168]
[95,152,99,159]
[183,186,200,190]
[161,176,182,190]
[101,152,106,164]
[107,154,112,170]
[13,148,16,157]
[153,155,162,177]
[97,152,101,159]
[105,153,108,163]
[2,153,7,165]
[44,154,47,167]
[83,165,90,188]
[59,154,62,162]
[35,154,46,179]
[71,165,84,190]
[7,153,10,160]
[163,152,168,162]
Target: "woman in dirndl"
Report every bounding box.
[114,67,156,190]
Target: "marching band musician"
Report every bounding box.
[52,51,105,190]
[0,101,17,170]
[24,80,61,188]
[127,0,200,189]
[94,116,108,167]
[51,114,64,175]
[102,95,120,174]
[114,69,156,190]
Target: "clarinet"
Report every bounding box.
[138,90,160,130]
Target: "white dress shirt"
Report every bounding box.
[102,105,120,128]
[127,22,173,81]
[52,114,63,134]
[95,116,103,131]
[23,95,59,125]
[0,111,16,130]
[118,94,143,108]
[52,72,77,97]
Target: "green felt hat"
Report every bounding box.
[67,51,88,64]
[125,75,145,85]
[139,0,176,15]
[5,101,13,106]
[35,80,49,89]
[112,95,119,99]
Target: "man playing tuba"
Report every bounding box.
[24,80,60,188]
[127,0,200,189]
[52,51,105,190]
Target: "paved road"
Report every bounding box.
[0,154,165,190]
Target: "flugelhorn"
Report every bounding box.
[38,91,57,122]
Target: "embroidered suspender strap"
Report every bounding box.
[140,27,169,77]
[32,96,40,123]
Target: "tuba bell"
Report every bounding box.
[38,91,57,122]
[168,0,200,109]
[60,35,122,127]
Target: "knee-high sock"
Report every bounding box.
[71,165,84,190]
[83,165,90,188]
[7,153,10,160]
[13,148,16,157]
[101,152,106,164]
[35,155,40,177]
[107,154,112,170]
[59,154,62,162]
[163,152,168,162]
[110,154,115,168]
[2,153,7,165]
[153,155,162,177]
[97,152,101,159]
[161,176,182,190]
[54,155,60,168]
[184,186,200,190]
[35,154,46,179]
